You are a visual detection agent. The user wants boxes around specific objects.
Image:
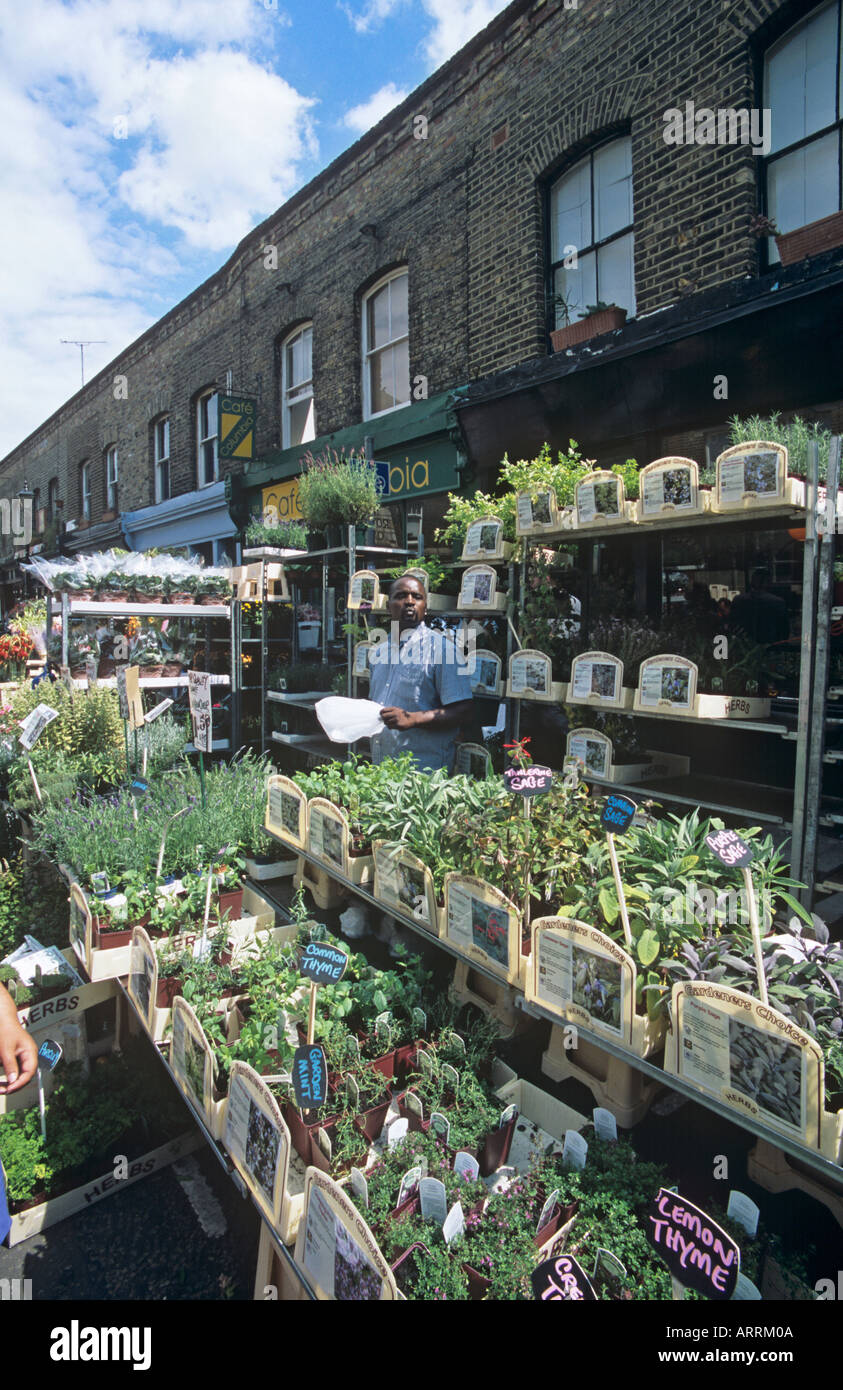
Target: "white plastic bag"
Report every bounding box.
[314,696,384,743]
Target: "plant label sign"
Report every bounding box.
[442,1201,465,1245]
[532,1253,596,1301]
[505,765,553,797]
[18,703,59,750]
[647,1187,739,1299]
[705,829,753,869]
[726,1190,760,1238]
[397,1165,423,1208]
[537,1190,559,1233]
[299,941,349,985]
[562,1129,588,1170]
[429,1111,451,1144]
[387,1118,409,1147]
[453,1151,480,1182]
[188,671,213,752]
[594,1248,627,1283]
[37,1037,62,1071]
[600,794,637,833]
[528,918,636,1044]
[445,875,520,984]
[224,1063,287,1226]
[145,697,174,724]
[419,1176,448,1226]
[116,665,130,720]
[593,1107,618,1142]
[350,1167,369,1210]
[293,1044,328,1110]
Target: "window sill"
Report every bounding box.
[362,399,413,423]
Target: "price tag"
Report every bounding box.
[188,671,213,752]
[705,828,753,869]
[504,765,553,797]
[532,1253,596,1301]
[37,1037,62,1071]
[299,941,349,985]
[600,794,637,833]
[292,1044,327,1110]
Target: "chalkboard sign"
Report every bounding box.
[299,941,349,985]
[532,1253,596,1301]
[646,1187,740,1300]
[705,829,753,869]
[293,1044,328,1110]
[505,765,553,797]
[600,794,636,833]
[37,1037,62,1071]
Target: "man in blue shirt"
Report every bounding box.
[369,575,473,772]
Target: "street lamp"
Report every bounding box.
[17,479,34,600]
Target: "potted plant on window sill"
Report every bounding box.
[773,210,843,266]
[550,299,628,352]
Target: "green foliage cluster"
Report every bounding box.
[296,449,381,527]
[724,411,832,483]
[245,516,308,549]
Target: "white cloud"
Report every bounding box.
[340,0,509,65]
[343,83,409,135]
[0,0,317,458]
[421,0,510,67]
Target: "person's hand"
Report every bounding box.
[380,707,417,730]
[0,1015,38,1094]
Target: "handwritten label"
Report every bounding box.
[646,1187,740,1300]
[726,1190,760,1238]
[419,1176,448,1225]
[188,671,213,752]
[453,1151,480,1182]
[593,1107,618,1142]
[532,1253,596,1301]
[292,1044,327,1110]
[37,1037,62,1071]
[705,829,753,869]
[504,765,553,797]
[562,1130,588,1170]
[600,794,637,834]
[299,941,349,985]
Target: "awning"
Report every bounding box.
[122,481,237,551]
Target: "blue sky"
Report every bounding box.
[0,0,510,457]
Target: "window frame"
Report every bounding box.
[545,134,636,333]
[196,389,219,489]
[761,0,843,261]
[79,461,91,522]
[281,323,316,449]
[361,268,411,422]
[105,445,118,512]
[47,477,59,525]
[153,416,171,504]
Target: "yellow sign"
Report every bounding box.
[219,396,256,461]
[262,480,302,524]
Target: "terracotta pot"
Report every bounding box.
[775,210,843,265]
[91,923,133,951]
[156,976,183,1008]
[476,1109,517,1177]
[462,1263,492,1300]
[216,887,244,921]
[390,1241,432,1296]
[550,305,627,351]
[161,662,184,676]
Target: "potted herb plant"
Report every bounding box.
[243,517,308,558]
[296,448,381,549]
[550,299,628,352]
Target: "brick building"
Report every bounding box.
[2,0,842,590]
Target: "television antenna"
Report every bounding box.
[60,339,107,387]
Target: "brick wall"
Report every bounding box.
[0,0,813,528]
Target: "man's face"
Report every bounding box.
[389,576,427,630]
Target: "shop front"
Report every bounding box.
[121,481,239,565]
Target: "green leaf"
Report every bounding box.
[637,929,661,967]
[776,891,815,929]
[598,885,619,924]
